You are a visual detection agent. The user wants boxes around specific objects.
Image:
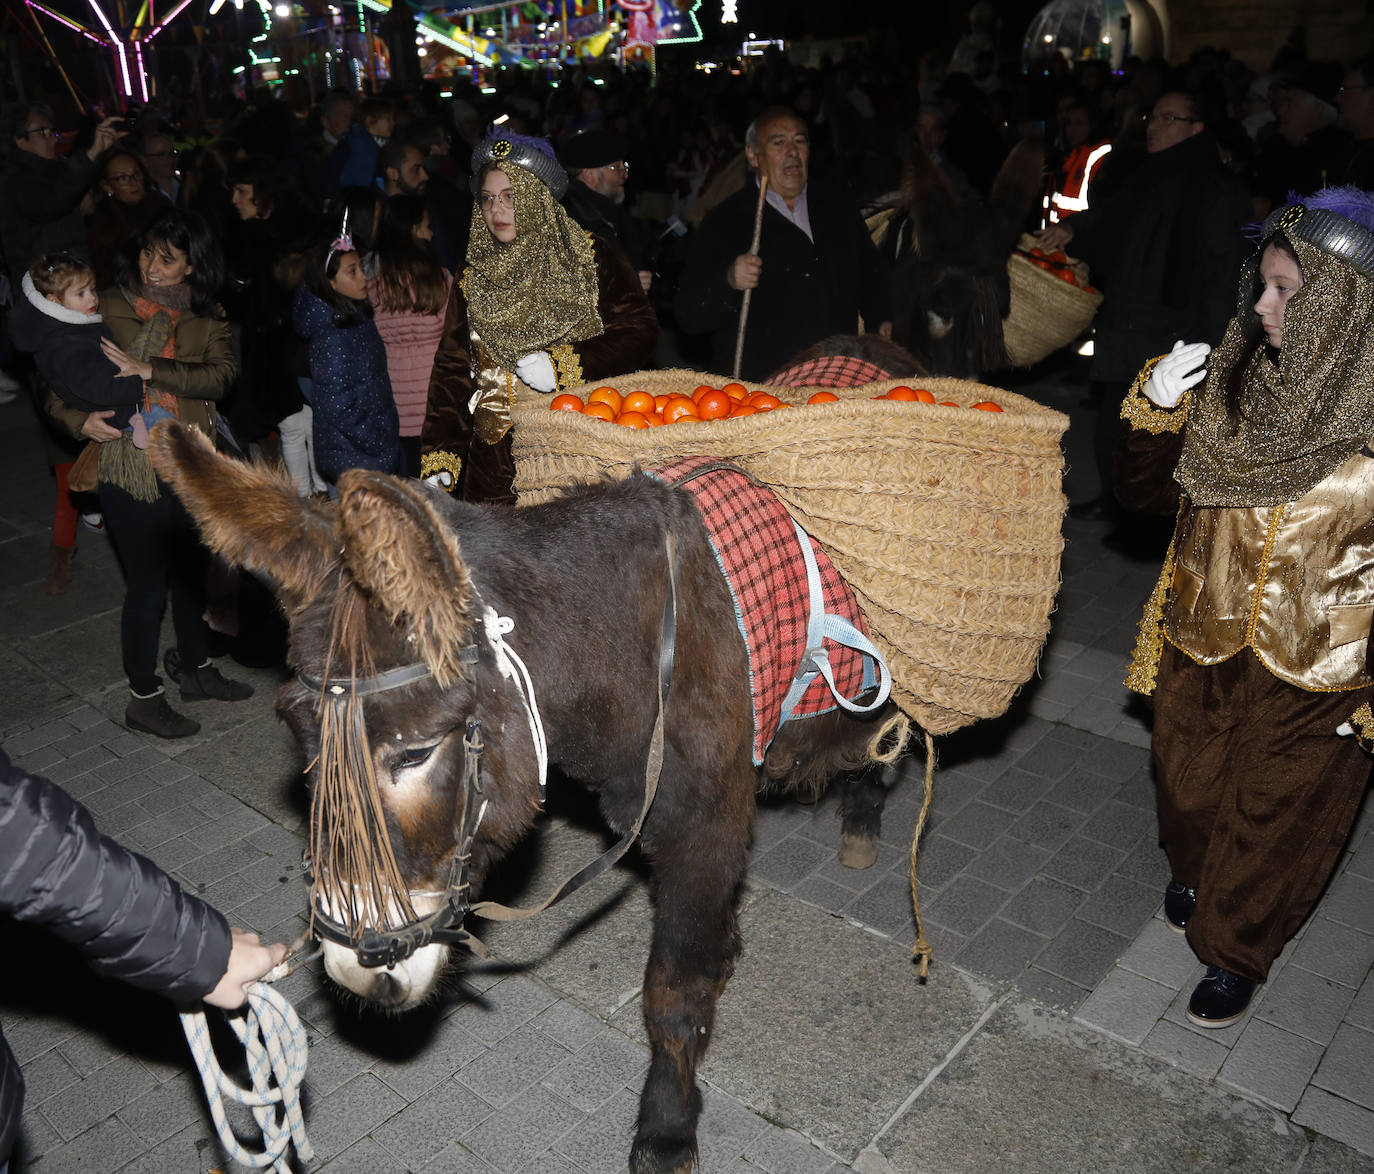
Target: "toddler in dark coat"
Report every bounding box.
[8,254,145,431]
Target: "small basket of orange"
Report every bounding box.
[511,368,1068,737]
[1003,232,1104,367]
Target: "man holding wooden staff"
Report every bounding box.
[675,107,892,381]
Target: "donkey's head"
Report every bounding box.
[150,423,535,1009]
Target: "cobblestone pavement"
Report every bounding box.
[3,363,1374,1174]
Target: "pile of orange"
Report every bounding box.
[549,383,1005,423]
[549,382,790,427]
[1025,247,1097,294]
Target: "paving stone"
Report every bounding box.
[922,874,1008,938]
[370,1079,495,1167]
[1078,799,1153,850]
[1293,1086,1374,1159]
[371,1021,490,1102]
[793,873,863,913]
[1036,919,1132,990]
[961,836,1051,892]
[1005,800,1085,852]
[933,800,1017,850]
[1140,1018,1229,1081]
[317,1136,411,1173]
[452,976,563,1048]
[1219,1019,1325,1112]
[43,744,116,784]
[1290,918,1374,988]
[24,1114,146,1174]
[14,1109,62,1164]
[1077,873,1161,936]
[1346,971,1374,1031]
[841,870,916,938]
[116,1071,206,1145]
[1014,734,1085,780]
[1257,964,1360,1046]
[1043,768,1117,815]
[530,1000,608,1055]
[0,1013,75,1065]
[1041,836,1126,891]
[1313,1022,1374,1109]
[1001,876,1086,936]
[306,1072,409,1163]
[460,1082,585,1172]
[1115,918,1201,989]
[1320,873,1374,935]
[457,1022,574,1107]
[4,717,79,758]
[910,833,978,890]
[539,1028,648,1113]
[18,1049,80,1106]
[742,1124,840,1173]
[976,766,1056,816]
[693,1083,773,1172]
[747,830,829,896]
[955,918,1048,983]
[1075,966,1176,1046]
[552,1087,640,1172]
[1012,967,1090,1014]
[303,1029,382,1098]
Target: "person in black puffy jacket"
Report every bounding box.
[0,746,286,1165]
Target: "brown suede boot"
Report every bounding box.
[45,544,75,595]
[125,689,201,738]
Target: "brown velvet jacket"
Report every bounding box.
[421,233,658,504]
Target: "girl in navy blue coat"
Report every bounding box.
[292,235,402,485]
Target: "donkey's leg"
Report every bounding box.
[630,790,752,1174]
[839,760,900,869]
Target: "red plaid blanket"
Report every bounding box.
[648,456,871,764]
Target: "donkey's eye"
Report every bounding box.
[397,745,437,769]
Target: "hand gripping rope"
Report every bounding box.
[180,950,315,1172]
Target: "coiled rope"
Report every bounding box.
[180,973,314,1172]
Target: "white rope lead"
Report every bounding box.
[180,980,314,1171]
[481,605,549,799]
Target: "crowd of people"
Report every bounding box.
[1,33,1374,1081]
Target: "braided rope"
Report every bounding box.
[180,980,314,1171]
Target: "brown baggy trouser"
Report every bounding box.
[1152,644,1373,983]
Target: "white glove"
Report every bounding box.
[1338,722,1354,737]
[1143,340,1210,409]
[515,351,558,393]
[423,469,455,491]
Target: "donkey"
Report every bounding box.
[149,422,903,1174]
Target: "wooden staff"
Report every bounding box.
[732,175,769,380]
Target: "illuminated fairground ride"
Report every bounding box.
[11,0,703,112]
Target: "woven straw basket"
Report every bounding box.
[511,369,1068,736]
[1003,233,1104,368]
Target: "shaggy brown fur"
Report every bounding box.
[150,422,902,1174]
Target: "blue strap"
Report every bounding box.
[778,520,891,724]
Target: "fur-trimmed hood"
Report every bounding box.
[21,270,103,325]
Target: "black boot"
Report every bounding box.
[1187,966,1257,1028]
[1163,881,1196,932]
[125,689,201,739]
[165,649,254,702]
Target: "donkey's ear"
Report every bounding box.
[147,421,338,613]
[335,469,475,686]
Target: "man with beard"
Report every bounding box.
[379,140,429,199]
[674,107,891,381]
[559,129,651,293]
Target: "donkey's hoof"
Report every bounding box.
[630,1140,696,1174]
[839,833,879,870]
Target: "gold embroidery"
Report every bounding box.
[1349,702,1374,753]
[420,450,462,490]
[549,344,584,392]
[1125,510,1181,696]
[1120,355,1190,435]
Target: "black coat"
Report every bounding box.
[0,747,231,1161]
[562,180,647,270]
[0,149,100,278]
[674,180,892,381]
[9,273,144,428]
[1067,132,1252,384]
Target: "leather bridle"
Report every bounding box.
[300,533,679,970]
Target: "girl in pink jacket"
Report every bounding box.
[367,195,453,477]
